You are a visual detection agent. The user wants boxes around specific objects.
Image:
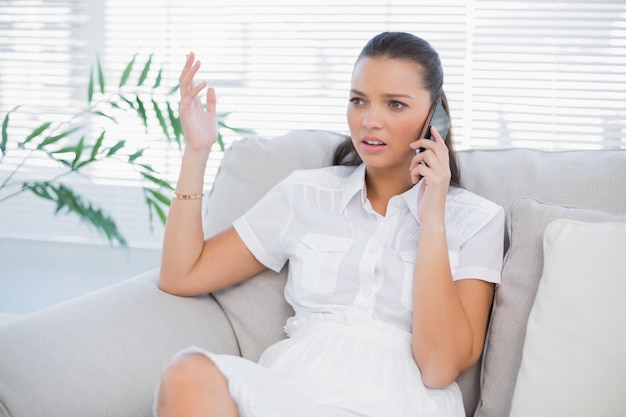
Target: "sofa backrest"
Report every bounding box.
[203,129,626,417]
[458,148,626,246]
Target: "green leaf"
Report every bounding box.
[88,66,95,103]
[1,106,20,154]
[74,159,95,170]
[119,54,137,88]
[136,163,156,173]
[71,136,85,169]
[135,96,147,127]
[219,121,255,135]
[152,99,169,140]
[141,172,174,190]
[217,111,234,119]
[22,182,53,199]
[166,102,182,148]
[23,182,127,246]
[50,145,78,154]
[36,126,81,150]
[57,160,72,168]
[128,148,144,163]
[22,121,53,146]
[90,131,106,160]
[168,84,180,95]
[97,55,105,94]
[93,110,117,123]
[137,54,153,87]
[149,197,168,225]
[153,67,163,89]
[106,140,126,157]
[147,188,171,206]
[1,114,8,153]
[119,95,136,110]
[217,132,225,152]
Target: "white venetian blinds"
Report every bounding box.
[469,1,626,149]
[0,0,625,247]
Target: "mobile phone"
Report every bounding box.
[416,98,451,153]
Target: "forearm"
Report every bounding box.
[159,147,211,292]
[411,222,474,388]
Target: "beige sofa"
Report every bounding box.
[0,130,625,417]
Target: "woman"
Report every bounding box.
[155,32,504,417]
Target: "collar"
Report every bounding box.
[339,164,367,211]
[339,164,423,224]
[401,178,423,224]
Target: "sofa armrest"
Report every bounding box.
[0,269,238,417]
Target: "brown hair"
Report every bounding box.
[332,31,461,187]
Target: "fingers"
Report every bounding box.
[411,126,445,151]
[179,52,195,82]
[189,80,207,101]
[206,87,217,115]
[179,53,202,95]
[409,126,450,184]
[178,53,215,114]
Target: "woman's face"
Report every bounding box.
[347,57,432,173]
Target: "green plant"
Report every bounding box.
[0,54,252,247]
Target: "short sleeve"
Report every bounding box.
[233,175,295,272]
[453,204,505,284]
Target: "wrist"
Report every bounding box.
[172,191,204,200]
[419,220,446,235]
[183,144,211,161]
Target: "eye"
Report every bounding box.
[389,100,406,109]
[349,97,365,106]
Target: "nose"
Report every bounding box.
[362,108,383,130]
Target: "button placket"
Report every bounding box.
[353,215,390,313]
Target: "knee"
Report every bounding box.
[160,353,226,392]
[156,354,227,415]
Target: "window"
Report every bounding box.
[1,0,625,248]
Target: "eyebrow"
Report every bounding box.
[350,88,414,100]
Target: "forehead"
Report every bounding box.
[351,57,426,92]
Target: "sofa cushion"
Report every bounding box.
[509,219,626,417]
[203,130,345,361]
[475,199,626,417]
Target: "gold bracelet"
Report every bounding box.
[172,191,204,200]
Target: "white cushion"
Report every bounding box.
[510,219,626,417]
[477,199,626,417]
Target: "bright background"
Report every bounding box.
[1,0,625,313]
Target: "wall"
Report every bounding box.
[0,238,161,315]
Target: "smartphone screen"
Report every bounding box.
[417,99,451,152]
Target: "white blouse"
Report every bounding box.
[233,164,505,334]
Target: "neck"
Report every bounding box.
[365,165,413,215]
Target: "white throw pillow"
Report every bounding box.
[510,219,626,417]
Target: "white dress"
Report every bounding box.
[166,164,504,417]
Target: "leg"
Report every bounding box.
[156,353,239,417]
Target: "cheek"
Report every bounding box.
[392,116,422,142]
[346,108,361,134]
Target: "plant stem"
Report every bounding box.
[0,147,36,191]
[0,168,77,204]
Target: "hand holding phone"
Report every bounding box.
[416,98,450,154]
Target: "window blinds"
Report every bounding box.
[1,0,624,248]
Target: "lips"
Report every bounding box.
[360,136,387,153]
[361,136,386,146]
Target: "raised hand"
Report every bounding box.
[178,52,219,152]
